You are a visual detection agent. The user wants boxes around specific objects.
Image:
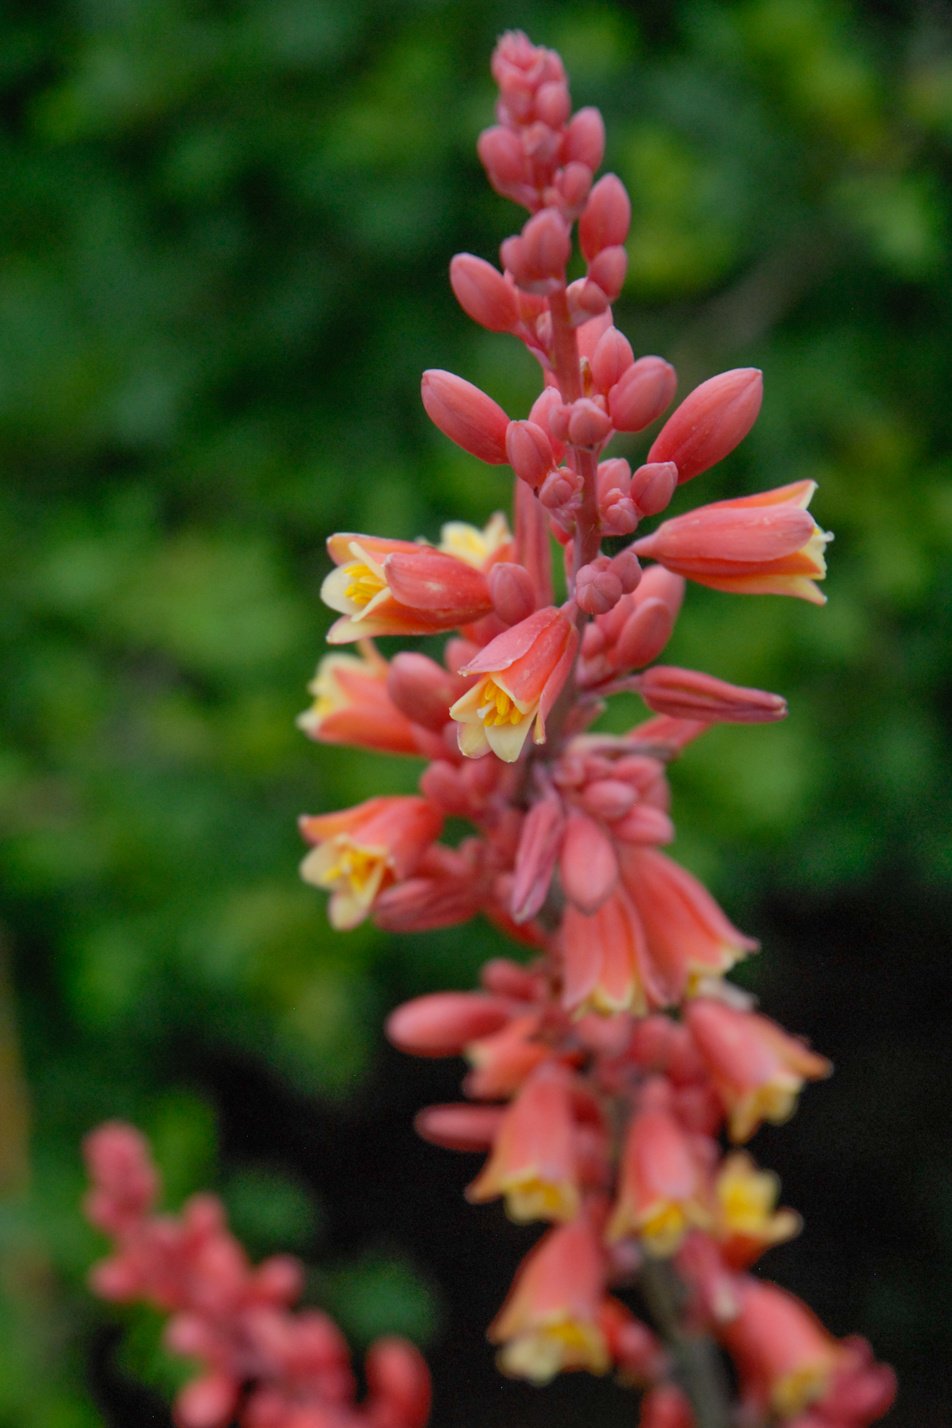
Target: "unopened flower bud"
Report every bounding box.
[478,124,528,189]
[579,174,631,259]
[387,992,511,1058]
[560,810,620,913]
[587,244,628,302]
[630,460,678,517]
[535,78,571,127]
[365,1338,432,1428]
[450,253,519,333]
[576,558,624,615]
[590,326,634,394]
[563,107,606,171]
[637,666,788,724]
[506,419,554,489]
[567,398,612,448]
[648,368,763,484]
[501,208,571,293]
[609,357,678,433]
[529,387,567,460]
[415,1103,506,1152]
[511,795,565,923]
[553,161,592,216]
[612,548,642,593]
[489,561,538,626]
[539,466,581,511]
[567,278,611,322]
[422,370,510,464]
[388,652,465,732]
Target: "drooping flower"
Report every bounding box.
[488,1219,611,1383]
[632,480,831,604]
[686,999,832,1142]
[467,1063,580,1223]
[606,1101,712,1255]
[299,796,443,930]
[721,1279,843,1419]
[297,644,422,755]
[713,1152,801,1267]
[450,605,578,762]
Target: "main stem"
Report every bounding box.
[547,286,735,1428]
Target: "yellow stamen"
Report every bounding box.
[478,679,526,728]
[321,842,383,894]
[343,560,386,607]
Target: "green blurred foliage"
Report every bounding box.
[1,0,950,1424]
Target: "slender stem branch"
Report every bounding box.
[639,1258,734,1428]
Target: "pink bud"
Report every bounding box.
[506,418,555,489]
[529,386,567,460]
[386,992,511,1057]
[365,1338,431,1428]
[567,278,611,322]
[616,597,678,671]
[511,794,565,923]
[553,161,592,216]
[612,803,675,845]
[579,174,631,259]
[608,357,678,433]
[588,245,628,302]
[539,466,581,511]
[489,561,538,626]
[502,209,571,292]
[560,810,620,914]
[450,253,519,332]
[612,548,642,593]
[567,397,612,448]
[630,460,678,517]
[174,1374,239,1428]
[535,79,571,127]
[647,368,763,483]
[639,1384,696,1428]
[563,107,606,172]
[576,558,623,615]
[590,327,634,394]
[421,370,510,464]
[415,1103,506,1151]
[478,124,527,188]
[638,666,788,723]
[580,778,637,821]
[387,652,462,732]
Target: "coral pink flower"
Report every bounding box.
[421,370,510,464]
[297,645,422,756]
[299,797,443,930]
[713,1151,801,1267]
[488,1219,610,1383]
[322,533,493,643]
[721,1279,843,1418]
[620,847,759,1002]
[686,999,832,1142]
[561,886,666,1017]
[636,666,788,723]
[632,480,831,604]
[606,1102,712,1255]
[467,1063,580,1223]
[450,606,578,761]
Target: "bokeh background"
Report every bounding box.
[2,0,951,1424]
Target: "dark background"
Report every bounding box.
[1,0,951,1424]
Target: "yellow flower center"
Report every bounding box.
[773,1362,833,1417]
[478,679,526,727]
[504,1173,579,1224]
[343,560,386,607]
[321,841,384,895]
[640,1201,689,1256]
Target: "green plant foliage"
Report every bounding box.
[1,1,950,1424]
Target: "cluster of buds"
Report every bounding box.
[292,31,892,1428]
[83,1123,431,1428]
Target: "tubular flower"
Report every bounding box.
[437,512,513,569]
[713,1152,801,1267]
[450,605,578,762]
[632,480,831,604]
[489,1219,611,1383]
[322,533,493,643]
[561,886,667,1017]
[721,1279,843,1419]
[299,797,443,930]
[467,1063,581,1223]
[297,645,422,755]
[686,999,832,1142]
[606,1102,712,1255]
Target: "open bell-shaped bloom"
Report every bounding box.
[686,999,832,1142]
[450,606,578,762]
[561,885,667,1017]
[297,645,422,756]
[322,533,493,643]
[299,797,443,930]
[713,1151,801,1267]
[721,1279,843,1419]
[489,1219,611,1383]
[606,1101,712,1255]
[632,480,831,604]
[467,1063,580,1223]
[620,847,759,1003]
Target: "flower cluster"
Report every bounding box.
[83,1123,431,1428]
[293,31,893,1428]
